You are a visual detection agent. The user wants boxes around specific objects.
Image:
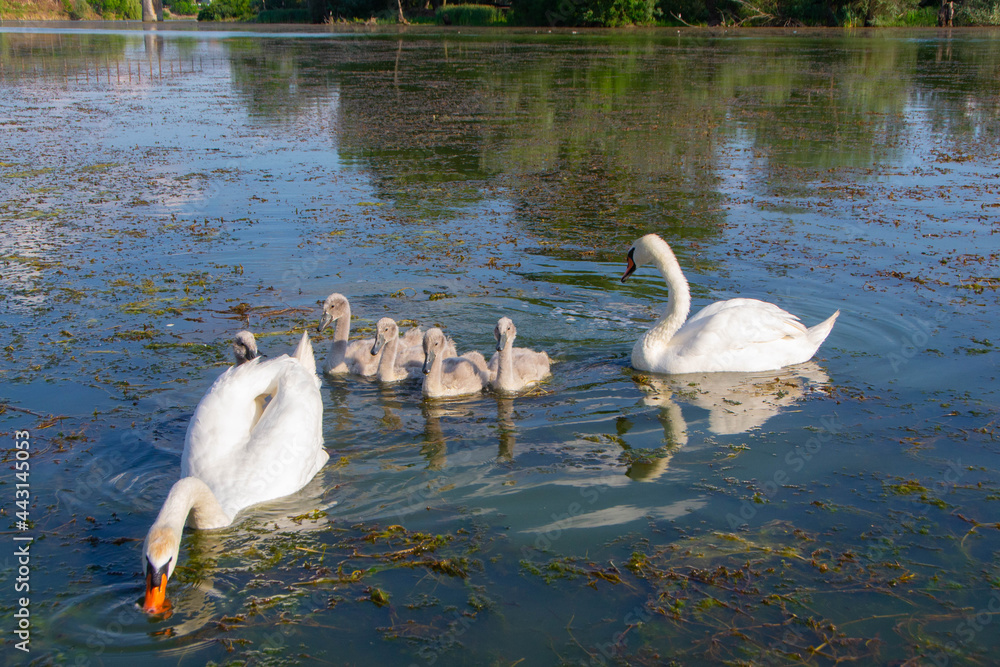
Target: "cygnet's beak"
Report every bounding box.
[621,247,637,283]
[371,333,385,357]
[496,331,508,352]
[422,349,435,375]
[317,313,334,332]
[143,559,171,614]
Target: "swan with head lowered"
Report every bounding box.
[621,234,839,374]
[142,331,328,614]
[486,317,551,394]
[421,328,489,398]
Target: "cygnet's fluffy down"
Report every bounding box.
[421,327,489,398]
[487,317,551,394]
[371,317,437,383]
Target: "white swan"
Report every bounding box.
[621,234,839,374]
[421,328,489,398]
[317,293,379,377]
[142,331,328,613]
[486,317,551,394]
[371,317,449,383]
[232,330,260,365]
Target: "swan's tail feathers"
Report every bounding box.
[807,310,840,348]
[292,331,317,376]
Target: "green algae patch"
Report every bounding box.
[885,478,950,509]
[3,167,53,178]
[121,296,205,315]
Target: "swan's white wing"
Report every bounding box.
[184,356,327,519]
[671,299,807,356]
[291,330,317,378]
[182,359,280,478]
[239,361,324,501]
[685,298,802,328]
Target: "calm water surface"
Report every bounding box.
[1,23,999,666]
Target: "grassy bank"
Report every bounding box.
[0,0,146,20]
[0,0,71,19]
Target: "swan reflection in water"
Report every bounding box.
[497,397,516,461]
[419,400,479,469]
[625,361,831,481]
[419,397,518,468]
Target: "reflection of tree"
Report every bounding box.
[224,38,341,124]
[478,37,730,248]
[333,38,497,219]
[217,33,1000,250]
[0,32,130,79]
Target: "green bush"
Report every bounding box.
[307,0,386,20]
[957,0,1000,24]
[829,0,923,25]
[656,0,711,25]
[166,0,199,14]
[437,3,507,24]
[898,5,936,24]
[91,0,141,17]
[513,0,657,25]
[581,0,658,24]
[198,0,256,19]
[62,0,94,19]
[257,6,311,19]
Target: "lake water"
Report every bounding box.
[1,22,999,666]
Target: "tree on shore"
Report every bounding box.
[141,0,163,20]
[195,0,1000,26]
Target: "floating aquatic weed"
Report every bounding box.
[884,477,950,510]
[367,586,390,607]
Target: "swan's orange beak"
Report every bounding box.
[621,247,637,283]
[143,563,170,614]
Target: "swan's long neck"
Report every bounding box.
[324,305,351,373]
[495,340,516,392]
[423,352,444,396]
[154,477,231,533]
[376,335,398,382]
[144,477,232,579]
[643,241,691,349]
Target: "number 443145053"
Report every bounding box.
[15,431,30,527]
